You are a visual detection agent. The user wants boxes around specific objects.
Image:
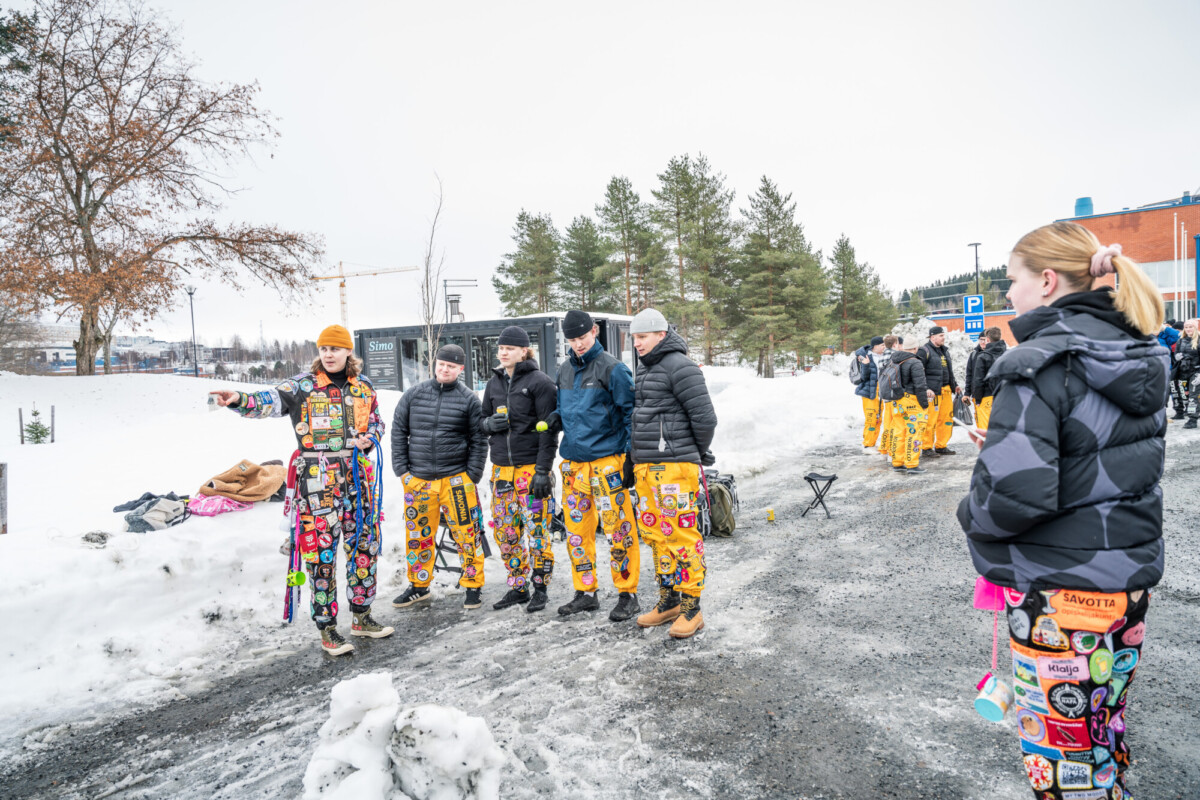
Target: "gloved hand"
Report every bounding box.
[1175,352,1183,362]
[700,449,716,467]
[621,455,636,489]
[530,470,553,499]
[543,411,562,433]
[484,412,510,434]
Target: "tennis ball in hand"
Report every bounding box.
[536,421,549,432]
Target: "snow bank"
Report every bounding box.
[705,366,860,477]
[302,672,505,800]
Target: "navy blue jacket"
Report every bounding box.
[554,340,635,462]
[853,346,880,399]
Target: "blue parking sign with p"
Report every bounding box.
[964,294,984,315]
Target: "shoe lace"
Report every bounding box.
[679,594,699,618]
[325,627,346,644]
[656,587,676,612]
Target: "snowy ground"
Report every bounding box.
[2,368,1197,799]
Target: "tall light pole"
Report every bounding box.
[443,278,478,323]
[968,243,982,296]
[185,285,199,378]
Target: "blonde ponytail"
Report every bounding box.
[1012,221,1164,336]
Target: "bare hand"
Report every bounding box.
[968,428,987,448]
[955,386,964,396]
[926,390,935,401]
[211,390,239,407]
[349,434,373,451]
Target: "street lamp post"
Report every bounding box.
[968,243,982,296]
[185,285,199,378]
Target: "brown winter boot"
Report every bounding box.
[667,594,705,639]
[637,586,681,628]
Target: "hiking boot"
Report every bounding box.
[350,611,394,638]
[934,447,956,455]
[1172,411,1186,420]
[557,591,600,616]
[906,466,927,474]
[609,592,640,622]
[463,588,483,609]
[637,587,681,628]
[320,626,354,656]
[527,589,548,613]
[923,449,939,458]
[892,465,906,471]
[392,585,431,608]
[493,587,529,610]
[1185,420,1198,429]
[667,594,704,639]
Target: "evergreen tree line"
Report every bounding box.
[899,266,1011,316]
[491,154,896,375]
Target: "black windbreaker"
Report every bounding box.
[480,359,559,472]
[970,340,1008,402]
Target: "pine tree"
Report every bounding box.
[679,154,738,363]
[736,176,826,377]
[651,155,695,333]
[906,290,930,319]
[23,403,50,444]
[493,210,560,315]
[557,216,614,311]
[596,176,645,315]
[826,235,896,353]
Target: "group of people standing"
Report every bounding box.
[1159,317,1200,427]
[215,307,718,657]
[853,322,1005,474]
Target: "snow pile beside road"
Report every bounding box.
[704,366,860,477]
[303,672,505,800]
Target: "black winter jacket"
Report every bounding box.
[893,351,929,407]
[964,346,983,399]
[957,289,1169,593]
[1174,334,1200,381]
[917,342,957,393]
[480,360,559,473]
[391,378,487,483]
[970,340,1008,402]
[631,331,718,464]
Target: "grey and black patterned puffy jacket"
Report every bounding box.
[957,289,1170,593]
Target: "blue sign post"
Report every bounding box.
[964,294,985,342]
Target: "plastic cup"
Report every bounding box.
[766,508,775,522]
[974,672,1014,722]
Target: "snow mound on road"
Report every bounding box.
[303,672,505,800]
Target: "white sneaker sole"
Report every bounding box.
[350,626,395,638]
[392,592,431,608]
[321,643,355,656]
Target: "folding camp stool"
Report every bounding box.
[433,523,492,578]
[802,472,838,518]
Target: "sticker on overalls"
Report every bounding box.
[451,485,471,525]
[1056,761,1093,790]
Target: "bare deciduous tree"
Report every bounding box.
[419,177,446,378]
[0,0,324,375]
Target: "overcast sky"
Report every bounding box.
[18,0,1200,345]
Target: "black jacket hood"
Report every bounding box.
[639,330,688,367]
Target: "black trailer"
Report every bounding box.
[353,312,635,392]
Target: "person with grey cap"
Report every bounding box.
[480,325,560,612]
[390,343,489,610]
[545,309,640,621]
[627,308,718,639]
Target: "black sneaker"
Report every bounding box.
[1173,411,1186,420]
[392,585,430,608]
[892,465,906,471]
[934,447,956,455]
[608,592,640,622]
[557,590,600,616]
[527,589,548,613]
[906,466,927,474]
[492,588,529,610]
[463,588,483,609]
[1185,420,1198,429]
[923,449,939,458]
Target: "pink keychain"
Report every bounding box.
[973,577,1013,721]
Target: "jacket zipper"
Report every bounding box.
[504,372,514,466]
[432,385,443,475]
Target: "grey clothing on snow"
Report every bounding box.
[957,289,1169,593]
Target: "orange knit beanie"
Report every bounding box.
[316,325,354,350]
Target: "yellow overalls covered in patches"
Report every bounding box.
[489,464,554,591]
[634,462,705,595]
[892,395,929,469]
[559,454,639,593]
[401,473,485,589]
[877,382,894,455]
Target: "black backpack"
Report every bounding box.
[878,358,904,401]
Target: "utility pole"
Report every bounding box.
[968,243,982,296]
[185,285,199,378]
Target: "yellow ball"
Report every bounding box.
[535,421,549,432]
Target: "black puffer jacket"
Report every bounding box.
[957,289,1169,592]
[970,340,1008,402]
[1174,333,1200,381]
[631,331,717,464]
[480,359,558,472]
[893,350,929,407]
[964,345,983,399]
[917,342,957,393]
[391,378,486,483]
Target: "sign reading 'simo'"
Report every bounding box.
[368,341,395,352]
[964,294,984,315]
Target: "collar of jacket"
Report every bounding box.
[892,350,916,363]
[430,377,460,392]
[569,339,604,368]
[492,359,537,380]
[315,370,356,389]
[638,329,688,367]
[1010,288,1148,344]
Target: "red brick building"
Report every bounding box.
[1065,191,1200,319]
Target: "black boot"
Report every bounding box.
[608,592,640,622]
[527,589,548,613]
[1173,410,1186,420]
[557,590,600,616]
[492,587,529,610]
[463,588,482,609]
[1185,419,1198,429]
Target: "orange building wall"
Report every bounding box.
[1072,203,1200,301]
[928,311,1018,345]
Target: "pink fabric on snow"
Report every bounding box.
[187,495,254,517]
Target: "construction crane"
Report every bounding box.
[311,261,419,329]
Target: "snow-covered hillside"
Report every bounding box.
[0,368,860,751]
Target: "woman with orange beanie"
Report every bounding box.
[212,325,391,656]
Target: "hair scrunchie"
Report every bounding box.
[1090,243,1122,277]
